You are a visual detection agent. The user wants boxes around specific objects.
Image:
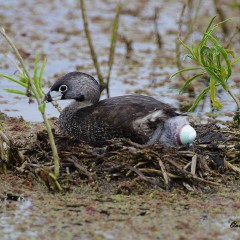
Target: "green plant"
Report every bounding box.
[171,16,240,112]
[0,28,61,188]
[80,0,121,97]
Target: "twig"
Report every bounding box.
[213,0,230,38]
[184,161,192,170]
[190,154,197,175]
[224,159,240,174]
[163,156,221,186]
[159,159,169,185]
[126,162,147,176]
[66,158,93,178]
[126,166,157,185]
[153,7,162,49]
[228,89,240,111]
[80,0,104,90]
[225,26,240,48]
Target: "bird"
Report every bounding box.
[44,71,196,147]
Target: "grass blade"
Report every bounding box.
[188,86,210,112]
[170,67,203,78]
[179,73,203,94]
[204,16,216,35]
[178,35,194,55]
[39,58,46,90]
[33,54,39,86]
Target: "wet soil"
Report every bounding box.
[1,172,240,240]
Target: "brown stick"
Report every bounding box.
[159,159,169,185]
[190,154,197,175]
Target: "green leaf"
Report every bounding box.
[38,58,47,98]
[209,78,223,109]
[215,48,221,70]
[0,74,28,88]
[231,56,240,66]
[192,43,200,62]
[4,88,27,95]
[16,73,28,84]
[183,54,195,61]
[178,36,193,55]
[205,33,232,79]
[204,67,227,89]
[34,54,39,85]
[200,46,214,67]
[188,86,210,112]
[170,67,203,78]
[179,73,204,94]
[226,49,235,58]
[204,16,216,35]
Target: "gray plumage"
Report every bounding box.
[45,71,191,147]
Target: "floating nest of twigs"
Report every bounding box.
[1,118,240,194]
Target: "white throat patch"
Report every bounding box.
[50,90,63,100]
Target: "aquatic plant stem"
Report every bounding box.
[0,130,25,163]
[0,28,60,178]
[80,0,105,90]
[176,0,201,80]
[228,89,240,111]
[106,3,121,98]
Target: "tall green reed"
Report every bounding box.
[0,28,61,188]
[80,0,121,97]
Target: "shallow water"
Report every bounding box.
[0,198,36,240]
[0,0,239,122]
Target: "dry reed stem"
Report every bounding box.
[224,159,240,174]
[159,159,169,185]
[0,130,25,163]
[191,154,197,175]
[153,7,162,49]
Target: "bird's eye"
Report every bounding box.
[59,85,68,92]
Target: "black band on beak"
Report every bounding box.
[44,91,53,102]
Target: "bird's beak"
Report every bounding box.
[43,90,63,103]
[43,91,53,102]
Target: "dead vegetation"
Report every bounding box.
[1,115,240,194]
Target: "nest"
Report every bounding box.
[6,122,238,194]
[2,124,235,194]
